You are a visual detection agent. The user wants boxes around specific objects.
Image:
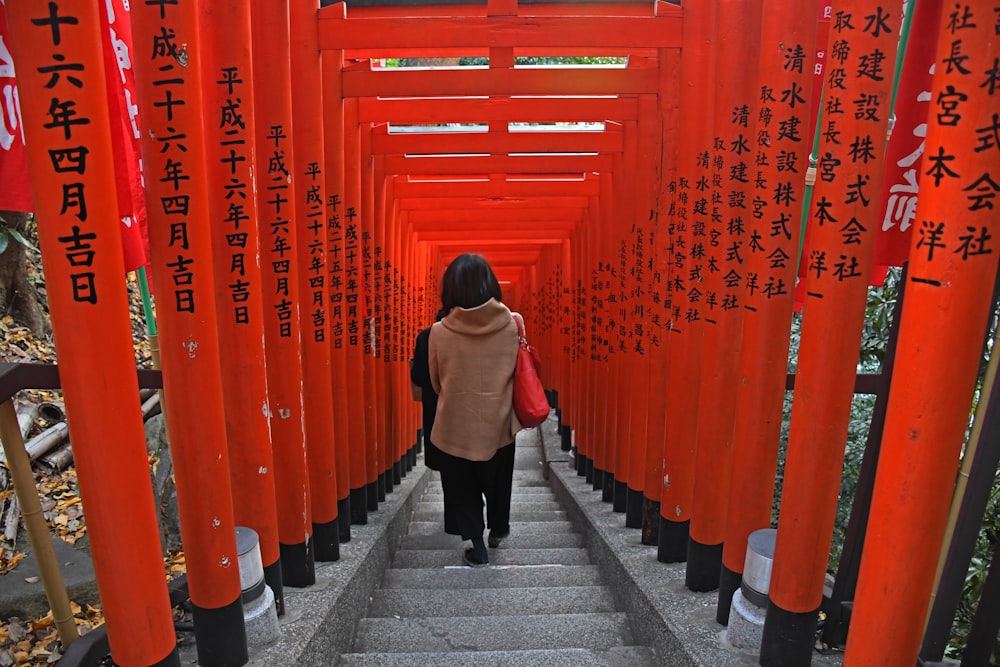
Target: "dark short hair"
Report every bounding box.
[440,253,502,310]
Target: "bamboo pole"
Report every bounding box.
[0,401,78,648]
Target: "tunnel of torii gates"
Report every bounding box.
[1,0,997,665]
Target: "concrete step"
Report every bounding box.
[410,508,569,522]
[351,612,637,653]
[366,585,617,617]
[416,499,563,513]
[400,530,584,551]
[380,564,604,590]
[405,519,578,538]
[339,646,660,666]
[390,547,592,569]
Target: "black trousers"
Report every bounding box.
[439,442,515,540]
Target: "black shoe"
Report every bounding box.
[463,547,489,567]
[488,530,509,548]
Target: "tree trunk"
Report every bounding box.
[0,211,49,337]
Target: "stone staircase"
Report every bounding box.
[338,434,659,665]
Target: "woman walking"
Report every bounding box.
[428,253,520,566]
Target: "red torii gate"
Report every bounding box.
[4,1,998,666]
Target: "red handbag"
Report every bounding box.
[512,313,549,429]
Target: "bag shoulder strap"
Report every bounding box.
[511,312,525,338]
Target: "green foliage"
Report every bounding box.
[780,266,1000,662]
[0,217,38,255]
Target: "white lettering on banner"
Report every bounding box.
[1,84,20,151]
[0,36,13,78]
[0,37,22,152]
[110,27,131,85]
[125,87,139,138]
[881,168,920,232]
[881,65,933,233]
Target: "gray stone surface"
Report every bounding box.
[725,589,765,651]
[542,416,845,667]
[352,612,635,653]
[391,547,592,568]
[0,534,98,618]
[339,646,659,666]
[366,585,618,617]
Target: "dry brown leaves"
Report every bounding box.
[0,601,104,666]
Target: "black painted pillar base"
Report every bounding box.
[717,563,743,625]
[191,596,248,667]
[657,517,689,563]
[393,459,403,484]
[561,424,572,451]
[337,497,352,542]
[377,472,387,502]
[384,467,394,495]
[641,498,660,546]
[612,480,628,513]
[279,537,315,587]
[602,472,615,503]
[366,480,379,511]
[760,601,820,666]
[576,453,588,476]
[415,428,423,454]
[585,458,594,484]
[625,488,643,528]
[686,538,723,592]
[592,467,605,492]
[262,560,284,617]
[350,487,368,525]
[151,647,181,667]
[313,517,340,562]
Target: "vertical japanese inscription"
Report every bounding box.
[302,160,326,343]
[30,3,98,305]
[804,4,897,299]
[909,2,997,284]
[214,66,253,325]
[264,124,294,337]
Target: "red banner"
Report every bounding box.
[871,0,942,268]
[0,0,147,272]
[0,9,31,212]
[99,0,148,272]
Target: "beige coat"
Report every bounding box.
[428,298,520,461]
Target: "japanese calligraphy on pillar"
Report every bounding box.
[263,125,298,337]
[19,3,100,305]
[211,65,256,325]
[302,160,327,343]
[345,207,361,347]
[630,223,646,354]
[746,34,813,309]
[908,2,998,283]
[804,4,898,299]
[328,192,345,347]
[687,150,713,324]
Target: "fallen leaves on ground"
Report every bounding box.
[0,601,104,666]
[36,471,85,547]
[164,550,186,581]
